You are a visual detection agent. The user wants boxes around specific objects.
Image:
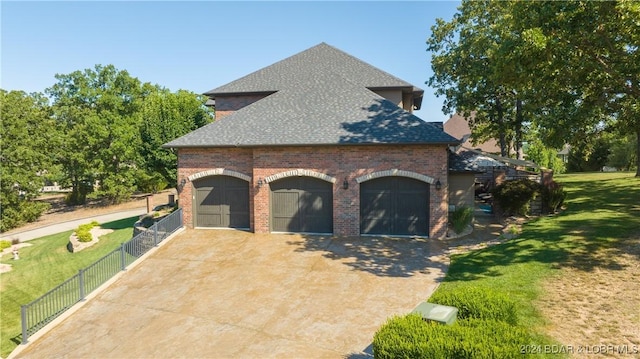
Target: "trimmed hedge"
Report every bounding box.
[0,240,11,251]
[75,220,100,243]
[492,179,542,216]
[373,287,529,358]
[428,287,518,325]
[541,181,566,213]
[493,178,567,216]
[373,315,534,358]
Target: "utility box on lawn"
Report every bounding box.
[412,302,458,325]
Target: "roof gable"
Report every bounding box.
[444,113,501,154]
[205,43,416,95]
[165,43,460,148]
[166,71,458,147]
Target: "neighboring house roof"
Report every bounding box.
[451,148,507,172]
[449,150,487,173]
[461,147,540,169]
[557,144,571,156]
[165,43,459,148]
[444,113,501,154]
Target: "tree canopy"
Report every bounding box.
[0,65,213,231]
[428,0,640,176]
[138,89,212,190]
[0,90,54,231]
[45,64,213,205]
[46,65,153,204]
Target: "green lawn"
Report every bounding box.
[0,217,137,358]
[3,173,638,357]
[432,172,640,355]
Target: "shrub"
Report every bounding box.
[450,206,474,234]
[428,286,518,325]
[21,201,50,223]
[541,181,566,213]
[373,314,534,359]
[0,200,50,232]
[0,240,11,251]
[75,220,100,243]
[504,224,521,236]
[450,318,535,358]
[136,172,168,194]
[373,314,433,359]
[492,179,542,216]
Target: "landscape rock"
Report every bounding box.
[68,227,114,253]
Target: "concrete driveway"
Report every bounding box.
[13,229,449,358]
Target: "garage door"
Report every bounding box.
[193,176,249,228]
[360,177,429,236]
[270,177,333,233]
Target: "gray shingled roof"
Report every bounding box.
[449,150,485,173]
[165,43,459,148]
[205,43,417,96]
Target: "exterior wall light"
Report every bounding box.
[343,179,349,190]
[257,178,264,188]
[435,179,442,191]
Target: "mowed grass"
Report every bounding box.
[0,217,137,358]
[432,172,640,351]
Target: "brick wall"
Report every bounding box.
[177,148,254,229]
[214,94,271,119]
[177,144,450,238]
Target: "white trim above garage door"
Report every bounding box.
[188,168,251,182]
[356,169,436,185]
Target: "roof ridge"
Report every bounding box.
[164,44,458,148]
[315,42,416,89]
[204,43,420,96]
[203,43,330,96]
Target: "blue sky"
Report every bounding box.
[1,1,461,122]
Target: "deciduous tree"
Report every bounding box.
[138,89,213,189]
[428,0,533,158]
[522,0,640,176]
[0,90,54,231]
[46,65,156,204]
[428,0,640,176]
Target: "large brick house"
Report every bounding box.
[165,43,460,238]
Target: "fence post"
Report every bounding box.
[120,243,126,271]
[21,305,28,344]
[153,222,159,246]
[78,269,85,301]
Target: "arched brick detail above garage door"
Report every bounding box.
[264,169,336,184]
[355,169,436,184]
[188,168,251,182]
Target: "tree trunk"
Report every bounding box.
[496,97,507,157]
[70,177,82,205]
[515,99,524,160]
